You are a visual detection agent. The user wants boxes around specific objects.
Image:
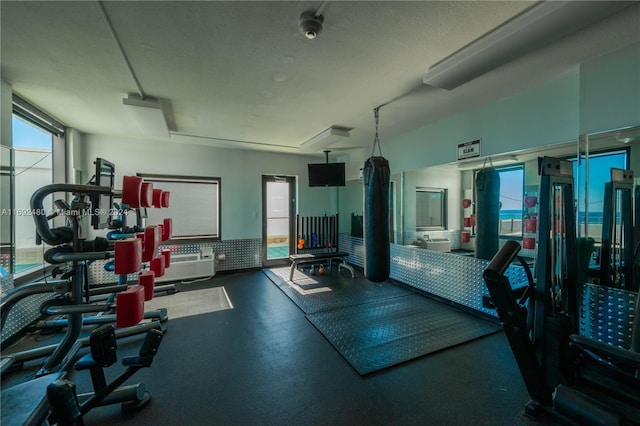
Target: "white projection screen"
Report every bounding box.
[139,174,221,240]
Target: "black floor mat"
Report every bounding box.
[263,267,410,314]
[307,294,500,375]
[264,267,500,375]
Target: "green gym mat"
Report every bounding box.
[264,267,500,375]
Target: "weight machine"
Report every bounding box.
[483,157,640,424]
[1,159,174,425]
[600,168,635,291]
[1,161,171,375]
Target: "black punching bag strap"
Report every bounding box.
[363,156,390,282]
[370,107,383,158]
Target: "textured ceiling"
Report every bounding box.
[1,1,639,156]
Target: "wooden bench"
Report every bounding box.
[289,251,355,281]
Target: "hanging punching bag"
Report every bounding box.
[363,156,390,282]
[475,167,500,260]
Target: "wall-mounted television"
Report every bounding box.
[308,162,346,187]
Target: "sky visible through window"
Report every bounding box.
[12,116,51,150]
[572,150,627,221]
[9,115,53,274]
[498,168,524,211]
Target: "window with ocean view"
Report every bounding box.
[497,166,524,237]
[570,149,628,242]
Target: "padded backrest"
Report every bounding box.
[89,324,118,366]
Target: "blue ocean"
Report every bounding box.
[501,209,605,224]
[500,209,524,220]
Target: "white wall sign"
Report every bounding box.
[457,139,481,161]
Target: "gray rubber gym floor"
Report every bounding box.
[265,267,500,375]
[5,270,539,425]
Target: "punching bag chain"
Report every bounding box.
[370,107,383,157]
[482,156,494,170]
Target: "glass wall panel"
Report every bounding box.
[1,145,13,274]
[12,115,53,274]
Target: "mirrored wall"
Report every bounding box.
[341,125,640,255]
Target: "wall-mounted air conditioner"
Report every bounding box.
[155,248,215,283]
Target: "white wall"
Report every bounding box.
[0,80,11,148]
[81,135,338,240]
[344,72,580,178]
[0,81,11,250]
[66,128,83,183]
[580,44,640,135]
[345,44,639,178]
[340,44,639,238]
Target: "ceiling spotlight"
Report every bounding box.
[299,11,323,40]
